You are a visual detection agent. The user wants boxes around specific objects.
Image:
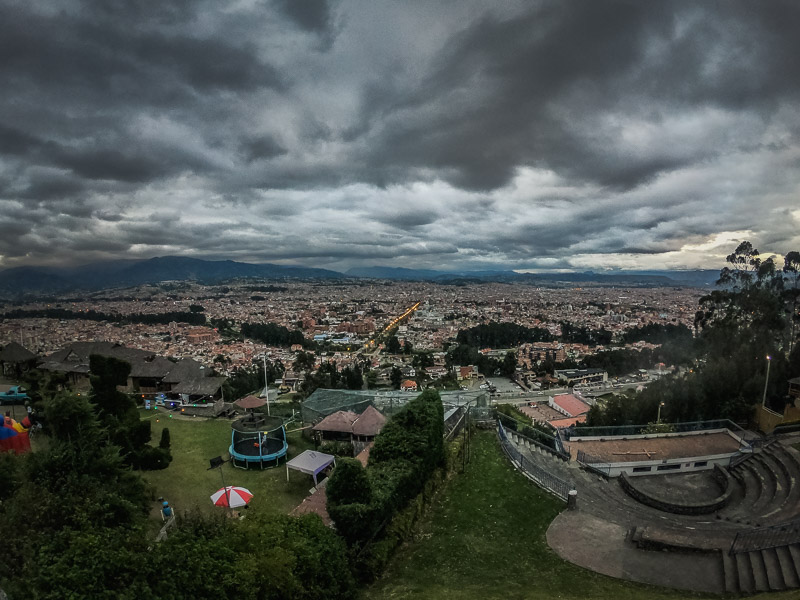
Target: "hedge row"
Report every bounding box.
[326,389,445,553]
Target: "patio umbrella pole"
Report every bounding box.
[208,456,234,519]
[219,467,233,519]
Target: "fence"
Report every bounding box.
[155,515,176,542]
[499,417,570,461]
[730,518,800,555]
[497,421,574,502]
[575,449,612,477]
[567,419,747,439]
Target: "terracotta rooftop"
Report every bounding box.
[553,393,590,417]
[312,410,358,433]
[352,405,386,437]
[548,415,587,428]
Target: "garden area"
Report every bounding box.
[369,431,798,600]
[140,409,315,519]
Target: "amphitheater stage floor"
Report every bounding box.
[631,471,723,504]
[566,431,742,463]
[547,510,724,594]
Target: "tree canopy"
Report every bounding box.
[588,243,800,427]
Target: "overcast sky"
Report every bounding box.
[1,0,799,273]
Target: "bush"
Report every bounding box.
[318,441,353,457]
[327,459,371,505]
[132,446,172,470]
[327,390,444,551]
[159,427,171,449]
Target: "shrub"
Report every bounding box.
[328,390,444,550]
[327,459,371,505]
[159,427,171,449]
[318,441,353,457]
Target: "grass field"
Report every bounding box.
[140,410,315,521]
[369,431,797,600]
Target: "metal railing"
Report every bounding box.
[730,519,800,555]
[575,449,612,477]
[567,419,747,439]
[494,412,567,457]
[497,421,574,502]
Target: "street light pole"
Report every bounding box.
[657,401,665,424]
[263,355,270,416]
[761,355,772,408]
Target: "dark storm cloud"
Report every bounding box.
[240,137,288,163]
[361,1,800,191]
[275,0,332,33]
[1,0,799,269]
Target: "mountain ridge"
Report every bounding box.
[0,257,721,298]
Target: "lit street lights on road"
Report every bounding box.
[761,355,772,408]
[656,401,665,424]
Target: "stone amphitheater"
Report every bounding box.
[502,427,800,595]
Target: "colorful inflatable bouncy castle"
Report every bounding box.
[1,416,31,455]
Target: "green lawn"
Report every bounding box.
[141,410,315,521]
[369,431,796,600]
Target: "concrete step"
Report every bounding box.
[750,550,770,592]
[762,548,787,591]
[723,465,762,522]
[722,551,740,594]
[750,459,777,518]
[759,453,790,515]
[736,552,755,594]
[770,446,800,522]
[790,544,800,574]
[775,545,800,588]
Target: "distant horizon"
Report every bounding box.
[0,254,728,275]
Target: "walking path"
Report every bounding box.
[547,511,723,594]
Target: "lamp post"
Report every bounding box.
[263,355,270,416]
[761,355,772,408]
[656,401,665,425]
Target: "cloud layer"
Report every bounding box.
[1,0,799,271]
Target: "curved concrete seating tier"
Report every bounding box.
[619,467,735,515]
[502,427,800,594]
[719,443,800,527]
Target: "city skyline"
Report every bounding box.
[1,1,799,272]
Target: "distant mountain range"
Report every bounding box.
[0,256,342,297]
[0,256,721,298]
[346,265,720,287]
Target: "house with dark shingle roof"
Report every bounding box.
[37,342,225,405]
[312,405,386,448]
[0,342,37,377]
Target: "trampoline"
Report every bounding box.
[229,414,288,469]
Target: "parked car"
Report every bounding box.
[0,385,29,405]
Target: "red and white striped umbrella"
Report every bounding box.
[210,486,254,508]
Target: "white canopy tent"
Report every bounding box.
[285,450,336,486]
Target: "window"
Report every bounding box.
[632,466,652,473]
[657,464,681,471]
[694,461,708,467]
